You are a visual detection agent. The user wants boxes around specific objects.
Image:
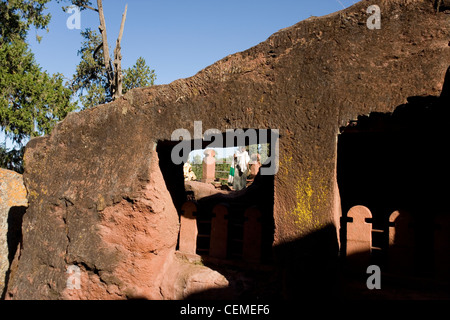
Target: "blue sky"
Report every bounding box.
[3,0,356,150]
[27,0,356,85]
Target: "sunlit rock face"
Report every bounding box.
[4,0,450,299]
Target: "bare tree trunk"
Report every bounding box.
[97,0,114,96]
[113,4,128,100]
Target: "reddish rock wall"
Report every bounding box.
[4,0,449,299]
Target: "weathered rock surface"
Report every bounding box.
[0,169,27,295]
[4,0,449,299]
[160,251,229,299]
[184,181,229,200]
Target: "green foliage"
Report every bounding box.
[0,143,24,173]
[191,164,202,181]
[259,143,269,164]
[249,144,258,157]
[71,28,111,109]
[0,0,51,44]
[0,0,76,172]
[123,57,156,94]
[192,154,202,165]
[215,162,231,180]
[72,29,156,110]
[55,0,94,13]
[1,0,157,173]
[190,159,231,182]
[0,39,76,145]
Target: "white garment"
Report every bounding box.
[235,149,250,173]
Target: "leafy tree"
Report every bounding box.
[0,40,75,144]
[259,143,269,165]
[123,57,156,94]
[72,29,156,110]
[193,154,202,165]
[0,142,24,173]
[58,0,156,109]
[0,0,76,172]
[249,144,258,158]
[58,0,128,100]
[71,28,109,109]
[0,0,51,44]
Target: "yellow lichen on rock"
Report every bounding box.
[289,170,327,232]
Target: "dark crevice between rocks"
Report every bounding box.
[62,211,70,265]
[156,140,187,251]
[71,261,107,286]
[60,196,72,266]
[122,196,134,204]
[61,197,74,207]
[1,206,27,300]
[156,140,188,217]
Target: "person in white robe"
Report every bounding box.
[233,146,250,191]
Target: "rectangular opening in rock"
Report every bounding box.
[156,130,275,267]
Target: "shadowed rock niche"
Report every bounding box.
[156,131,277,298]
[338,74,450,297]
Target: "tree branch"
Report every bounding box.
[113,4,127,99]
[78,4,98,12]
[93,42,102,61]
[96,0,113,94]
